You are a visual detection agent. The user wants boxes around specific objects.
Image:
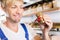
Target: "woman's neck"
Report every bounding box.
[4,19,19,33]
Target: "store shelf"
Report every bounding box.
[32,28,60,36]
[44,9,60,23]
[23,0,42,8]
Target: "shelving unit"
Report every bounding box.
[23,0,43,8]
[23,0,55,16]
[32,27,60,36]
[23,0,53,8]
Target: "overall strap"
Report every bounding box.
[21,24,29,40]
[0,28,8,40]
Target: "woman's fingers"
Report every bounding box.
[43,14,53,31]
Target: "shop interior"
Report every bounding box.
[0,0,60,37]
[21,0,60,36]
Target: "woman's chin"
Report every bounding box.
[12,19,20,23]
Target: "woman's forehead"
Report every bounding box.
[2,0,23,7]
[13,1,23,6]
[7,1,24,7]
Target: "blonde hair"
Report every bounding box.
[1,0,23,8]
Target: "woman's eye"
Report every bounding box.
[11,6,16,9]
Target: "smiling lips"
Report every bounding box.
[13,13,20,19]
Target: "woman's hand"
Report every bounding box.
[40,14,53,32]
[39,14,53,40]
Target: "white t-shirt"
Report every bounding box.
[0,23,37,40]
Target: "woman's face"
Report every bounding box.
[5,1,24,23]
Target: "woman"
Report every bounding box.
[0,0,52,40]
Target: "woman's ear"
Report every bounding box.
[1,3,9,17]
[1,2,6,10]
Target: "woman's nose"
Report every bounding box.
[16,7,23,14]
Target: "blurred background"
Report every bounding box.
[21,0,60,28]
[0,0,60,36]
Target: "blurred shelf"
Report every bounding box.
[42,7,59,13]
[23,0,42,8]
[53,23,60,28]
[32,28,60,36]
[23,0,53,8]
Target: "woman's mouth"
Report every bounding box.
[13,14,20,19]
